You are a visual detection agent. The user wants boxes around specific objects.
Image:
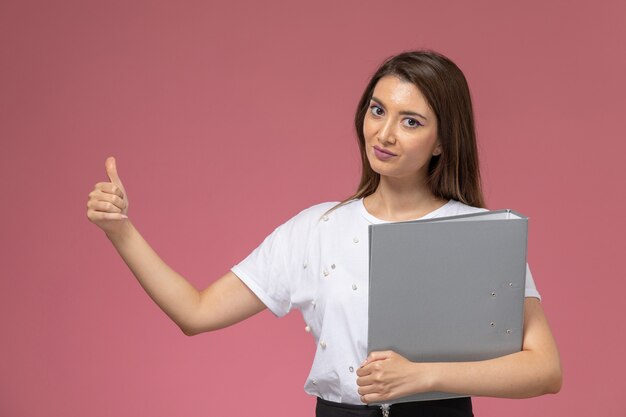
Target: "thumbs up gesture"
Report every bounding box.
[87,157,130,236]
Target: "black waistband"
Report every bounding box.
[317,397,381,410]
[316,396,473,417]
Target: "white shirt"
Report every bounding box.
[231,199,540,404]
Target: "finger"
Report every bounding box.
[356,366,372,377]
[359,359,384,376]
[94,182,125,199]
[367,351,392,362]
[360,393,385,404]
[356,375,376,387]
[89,190,126,211]
[357,384,378,396]
[87,211,128,221]
[87,200,123,214]
[360,351,390,368]
[105,156,125,191]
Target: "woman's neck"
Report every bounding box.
[364,177,448,222]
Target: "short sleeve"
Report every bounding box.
[230,203,335,317]
[231,223,293,317]
[524,263,541,300]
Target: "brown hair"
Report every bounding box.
[334,49,485,212]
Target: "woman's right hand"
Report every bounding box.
[86,156,129,237]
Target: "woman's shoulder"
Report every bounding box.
[440,199,489,216]
[278,201,341,229]
[294,201,341,219]
[280,200,363,229]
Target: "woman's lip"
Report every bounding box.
[373,145,397,156]
[373,146,397,161]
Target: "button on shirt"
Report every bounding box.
[231,199,541,404]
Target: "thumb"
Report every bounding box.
[105,156,125,190]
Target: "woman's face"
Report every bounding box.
[363,75,441,183]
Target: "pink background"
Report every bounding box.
[1,1,625,416]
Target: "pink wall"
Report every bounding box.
[1,1,625,416]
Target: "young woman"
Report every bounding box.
[86,50,562,416]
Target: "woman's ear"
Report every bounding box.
[432,142,442,156]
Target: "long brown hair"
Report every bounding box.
[334,50,485,212]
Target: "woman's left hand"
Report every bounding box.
[356,350,432,403]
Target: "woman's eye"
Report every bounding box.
[369,105,384,116]
[402,118,422,128]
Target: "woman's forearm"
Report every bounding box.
[424,349,562,398]
[106,220,200,334]
[357,298,562,403]
[419,297,562,399]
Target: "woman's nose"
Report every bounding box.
[377,120,396,145]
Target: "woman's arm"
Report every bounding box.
[356,297,562,402]
[87,157,266,336]
[107,221,266,335]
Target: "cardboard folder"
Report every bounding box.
[367,210,528,403]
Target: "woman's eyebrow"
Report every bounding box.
[371,96,429,120]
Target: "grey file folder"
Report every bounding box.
[367,210,528,403]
